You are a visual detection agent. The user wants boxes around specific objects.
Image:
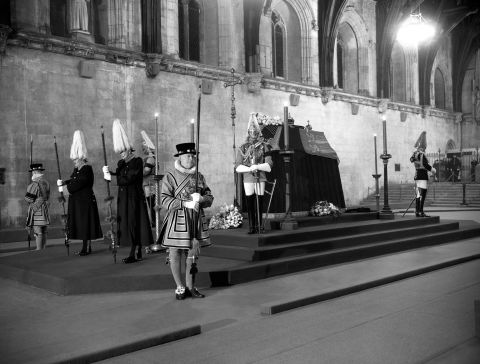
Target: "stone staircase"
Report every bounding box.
[204,213,480,286]
[360,182,480,208]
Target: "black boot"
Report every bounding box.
[257,195,264,233]
[123,244,137,264]
[420,188,429,217]
[136,245,143,261]
[415,197,421,217]
[78,240,89,256]
[246,195,257,234]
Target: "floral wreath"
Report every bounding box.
[309,201,341,217]
[209,203,243,229]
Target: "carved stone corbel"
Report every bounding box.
[454,112,463,124]
[245,73,262,93]
[400,111,408,122]
[351,103,359,115]
[145,54,161,78]
[0,25,13,55]
[320,88,333,104]
[377,98,389,113]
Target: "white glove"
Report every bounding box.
[57,179,63,187]
[58,186,63,193]
[431,167,436,174]
[102,166,110,174]
[191,193,202,203]
[235,165,251,173]
[184,200,199,211]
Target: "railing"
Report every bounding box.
[426,148,480,183]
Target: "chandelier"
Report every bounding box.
[397,11,435,47]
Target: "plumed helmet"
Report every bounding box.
[112,119,133,153]
[246,112,261,136]
[70,130,88,160]
[140,130,155,151]
[414,131,427,151]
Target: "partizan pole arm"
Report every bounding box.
[53,136,70,255]
[195,86,201,191]
[101,126,118,263]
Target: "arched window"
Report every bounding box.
[336,42,344,89]
[271,11,285,78]
[178,0,200,62]
[337,22,359,94]
[434,67,446,109]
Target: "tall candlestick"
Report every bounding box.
[374,134,378,175]
[283,105,289,150]
[190,119,195,143]
[382,116,387,154]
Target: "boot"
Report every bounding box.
[123,244,137,264]
[420,188,429,217]
[257,195,264,233]
[415,197,421,217]
[136,244,143,261]
[246,195,257,234]
[78,239,89,256]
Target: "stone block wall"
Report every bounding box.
[0,46,473,229]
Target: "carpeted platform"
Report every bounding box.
[1,213,479,295]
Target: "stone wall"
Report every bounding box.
[0,46,474,229]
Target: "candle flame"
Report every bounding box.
[191,119,195,124]
[381,115,386,121]
[373,134,377,137]
[154,112,159,117]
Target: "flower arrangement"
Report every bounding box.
[209,204,243,229]
[256,112,282,126]
[309,201,341,217]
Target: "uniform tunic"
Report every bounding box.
[143,154,156,198]
[65,164,103,240]
[410,151,432,181]
[25,176,50,227]
[159,161,214,249]
[235,137,273,183]
[114,156,154,246]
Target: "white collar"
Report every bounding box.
[175,160,196,174]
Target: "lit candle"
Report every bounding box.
[284,104,289,150]
[190,119,195,143]
[382,115,387,154]
[374,134,378,175]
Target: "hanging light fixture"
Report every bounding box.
[397,10,435,47]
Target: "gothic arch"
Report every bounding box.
[434,67,446,109]
[259,0,315,83]
[446,139,456,151]
[336,22,359,93]
[337,7,370,95]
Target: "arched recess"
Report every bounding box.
[445,139,456,151]
[50,0,68,37]
[258,0,315,83]
[434,67,446,109]
[337,8,371,95]
[336,22,358,94]
[390,42,406,102]
[178,0,219,65]
[271,11,286,78]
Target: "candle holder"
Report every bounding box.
[372,134,381,212]
[379,119,394,219]
[224,68,243,208]
[279,149,298,230]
